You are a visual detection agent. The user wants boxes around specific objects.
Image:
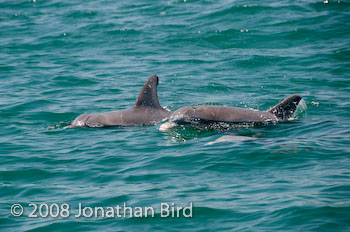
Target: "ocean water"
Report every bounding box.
[1,0,350,231]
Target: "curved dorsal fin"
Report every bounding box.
[135,74,162,108]
[267,94,302,120]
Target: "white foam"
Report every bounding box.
[159,122,178,131]
[294,98,307,118]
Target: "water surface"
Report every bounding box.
[1,0,350,231]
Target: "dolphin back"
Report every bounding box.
[68,74,171,128]
[267,94,302,120]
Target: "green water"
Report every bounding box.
[1,0,350,231]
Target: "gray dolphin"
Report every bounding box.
[159,94,302,130]
[69,75,171,128]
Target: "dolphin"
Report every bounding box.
[205,135,257,145]
[159,94,302,130]
[68,75,171,128]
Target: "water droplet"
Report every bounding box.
[311,101,319,106]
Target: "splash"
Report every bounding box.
[293,98,307,119]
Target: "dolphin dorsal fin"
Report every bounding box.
[135,75,162,108]
[267,94,302,120]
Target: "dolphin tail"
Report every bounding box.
[135,74,162,108]
[267,94,302,120]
